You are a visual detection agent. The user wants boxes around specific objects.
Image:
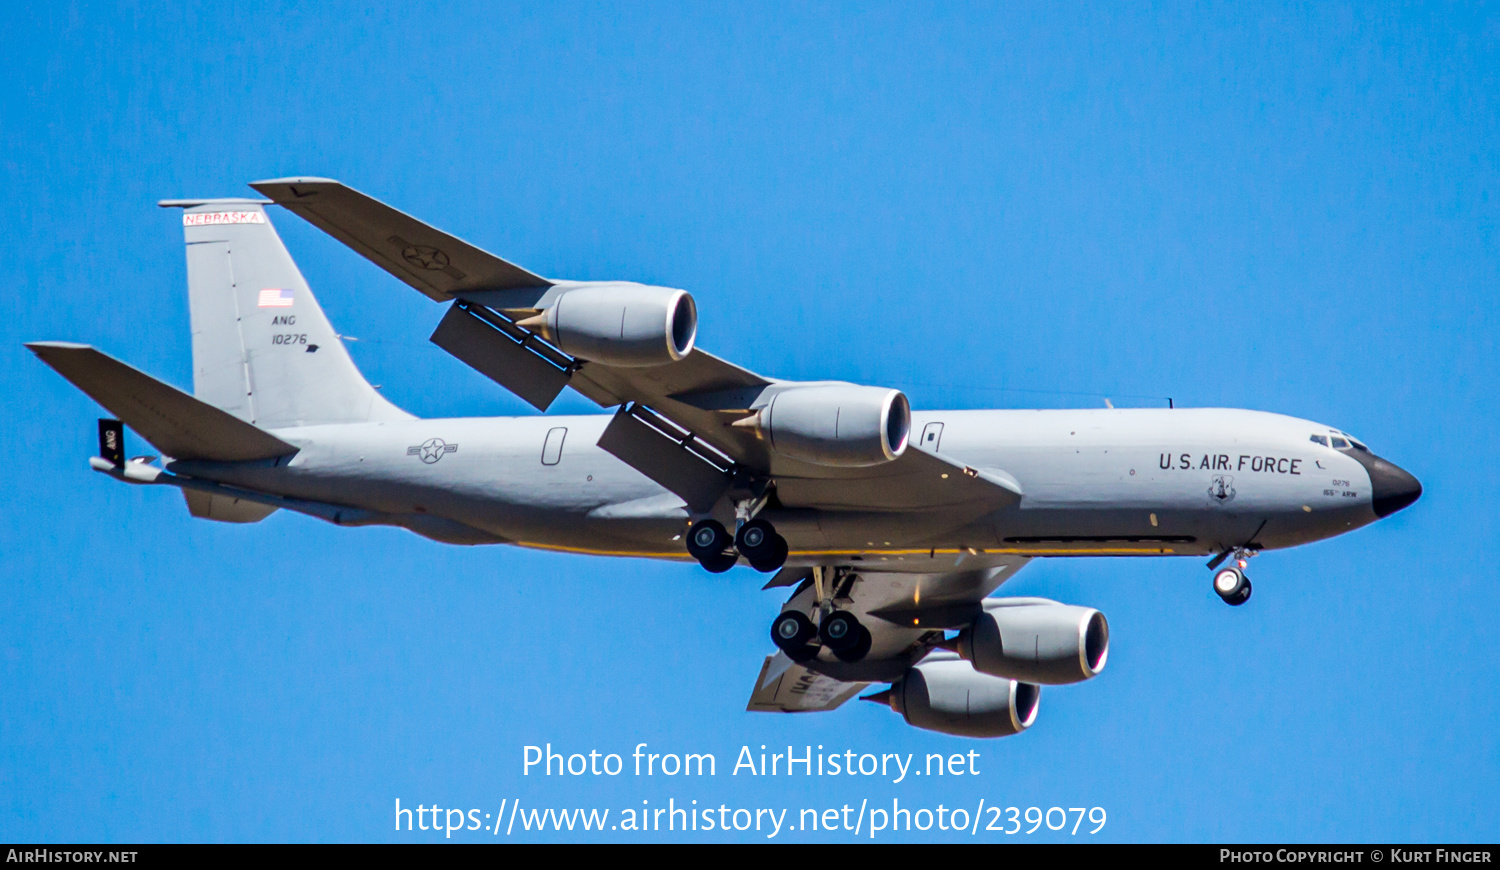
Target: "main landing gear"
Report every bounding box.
[771,608,871,663]
[771,611,819,662]
[686,517,788,573]
[686,520,737,573]
[817,609,873,662]
[768,567,872,663]
[736,518,788,572]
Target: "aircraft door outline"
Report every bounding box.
[542,427,567,465]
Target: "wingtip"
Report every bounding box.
[24,340,93,353]
[157,198,271,209]
[248,177,342,198]
[250,176,340,185]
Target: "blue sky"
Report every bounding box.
[1,2,1496,842]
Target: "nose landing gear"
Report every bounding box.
[1213,565,1252,606]
[1208,546,1257,606]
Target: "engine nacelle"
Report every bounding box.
[522,283,696,367]
[882,658,1040,738]
[739,384,910,467]
[957,598,1109,685]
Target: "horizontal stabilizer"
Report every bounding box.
[26,342,297,462]
[183,489,279,523]
[249,177,551,302]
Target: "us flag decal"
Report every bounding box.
[258,288,295,307]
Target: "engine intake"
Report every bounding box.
[737,384,910,467]
[520,283,696,367]
[880,657,1040,738]
[957,598,1109,685]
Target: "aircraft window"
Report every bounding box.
[1348,437,1370,452]
[1309,435,1329,447]
[1330,436,1350,449]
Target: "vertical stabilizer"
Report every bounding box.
[162,198,412,428]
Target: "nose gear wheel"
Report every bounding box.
[1213,567,1252,606]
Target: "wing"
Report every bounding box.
[248,177,551,302]
[747,653,868,713]
[255,179,1023,516]
[748,558,1032,711]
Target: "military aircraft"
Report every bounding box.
[28,179,1421,738]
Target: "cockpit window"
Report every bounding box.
[1349,438,1369,452]
[1330,436,1350,449]
[1310,434,1330,447]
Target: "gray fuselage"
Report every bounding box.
[174,406,1413,571]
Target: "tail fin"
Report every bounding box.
[161,198,412,429]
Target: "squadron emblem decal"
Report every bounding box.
[408,438,458,464]
[1208,475,1236,504]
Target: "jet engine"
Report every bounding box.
[878,657,1040,738]
[736,384,910,467]
[519,283,697,367]
[956,598,1109,685]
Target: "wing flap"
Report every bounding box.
[595,405,732,512]
[250,177,550,301]
[573,350,776,463]
[27,342,297,462]
[429,304,573,411]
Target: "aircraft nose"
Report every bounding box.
[1369,455,1422,518]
